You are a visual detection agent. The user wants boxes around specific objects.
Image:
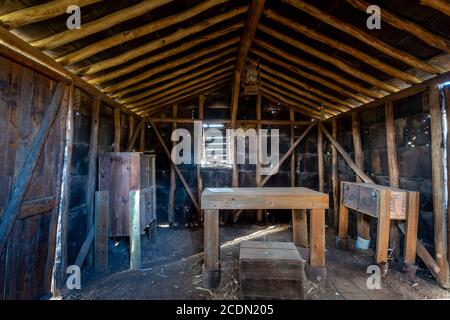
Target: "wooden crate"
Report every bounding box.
[98,152,156,237]
[239,241,306,300]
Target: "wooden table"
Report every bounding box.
[201,187,329,288]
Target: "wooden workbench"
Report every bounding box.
[201,187,329,288]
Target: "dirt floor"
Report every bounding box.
[65,224,450,300]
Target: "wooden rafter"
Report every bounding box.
[260,87,324,118]
[31,0,173,50]
[135,75,232,114]
[346,0,450,54]
[260,64,355,109]
[230,0,265,128]
[251,48,370,104]
[0,0,101,30]
[420,0,450,17]
[283,0,446,75]
[87,23,243,85]
[120,58,236,105]
[77,6,248,76]
[140,80,230,117]
[108,42,239,96]
[254,39,383,99]
[259,24,399,93]
[57,0,230,65]
[264,9,422,85]
[261,73,347,113]
[129,66,235,109]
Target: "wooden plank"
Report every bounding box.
[114,108,121,152]
[352,112,371,242]
[126,119,146,152]
[404,192,419,266]
[51,84,74,298]
[150,121,201,212]
[204,209,220,269]
[74,226,94,268]
[197,97,205,222]
[85,97,100,267]
[168,105,177,225]
[385,101,400,258]
[375,191,391,266]
[310,209,326,268]
[94,191,109,272]
[292,209,309,247]
[429,83,450,287]
[18,197,57,220]
[203,187,329,210]
[0,82,65,254]
[331,119,339,228]
[317,124,324,193]
[129,190,141,270]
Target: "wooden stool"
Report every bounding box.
[239,241,306,300]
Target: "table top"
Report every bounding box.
[201,187,329,210]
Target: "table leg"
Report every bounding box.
[292,209,309,247]
[375,191,391,272]
[337,205,349,249]
[404,192,419,268]
[203,209,221,288]
[310,209,325,268]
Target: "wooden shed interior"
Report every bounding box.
[0,0,450,300]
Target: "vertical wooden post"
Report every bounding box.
[293,209,309,247]
[139,124,145,152]
[94,191,109,272]
[385,101,400,258]
[331,119,339,229]
[318,122,324,193]
[404,192,419,266]
[129,190,141,270]
[445,86,450,271]
[85,97,100,267]
[375,190,391,270]
[52,84,74,297]
[429,84,450,287]
[197,96,205,222]
[168,105,177,225]
[114,108,121,152]
[128,116,135,147]
[352,112,371,243]
[256,94,264,223]
[203,209,220,288]
[310,209,326,268]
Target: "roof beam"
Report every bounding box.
[133,73,232,113]
[121,58,235,105]
[139,80,230,117]
[0,0,101,30]
[261,78,340,115]
[106,40,239,95]
[57,0,230,65]
[260,73,348,113]
[260,64,356,109]
[283,0,446,75]
[251,48,371,104]
[230,0,265,128]
[346,0,450,54]
[264,10,421,85]
[259,24,400,93]
[77,6,248,76]
[129,66,234,109]
[87,23,242,85]
[261,82,338,117]
[31,0,173,50]
[254,39,383,99]
[420,0,450,17]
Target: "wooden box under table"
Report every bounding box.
[98,152,156,237]
[239,241,306,300]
